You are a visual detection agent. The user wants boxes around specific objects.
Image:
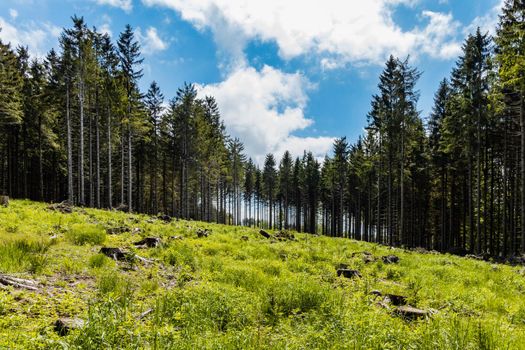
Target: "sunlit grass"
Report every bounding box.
[0,199,524,349]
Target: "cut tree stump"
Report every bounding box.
[259,230,271,239]
[134,237,162,248]
[336,268,362,279]
[371,290,407,306]
[0,274,39,291]
[99,247,153,264]
[241,235,249,241]
[382,255,400,264]
[196,228,211,238]
[395,305,428,320]
[99,247,130,261]
[158,214,172,222]
[54,318,84,336]
[0,195,9,207]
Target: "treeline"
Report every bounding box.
[1,1,525,257]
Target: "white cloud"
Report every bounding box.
[0,17,59,58]
[464,0,504,36]
[99,23,112,37]
[95,0,133,12]
[143,0,462,67]
[416,11,461,59]
[137,27,168,54]
[197,65,335,164]
[9,9,18,20]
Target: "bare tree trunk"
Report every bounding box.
[521,92,525,253]
[120,121,125,206]
[107,104,112,209]
[67,84,73,203]
[38,114,43,201]
[79,80,85,206]
[128,124,132,212]
[89,104,93,207]
[96,97,100,208]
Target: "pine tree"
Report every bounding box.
[117,24,143,212]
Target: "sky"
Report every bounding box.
[0,0,504,164]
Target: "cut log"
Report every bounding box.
[336,268,361,279]
[0,195,9,207]
[134,237,162,248]
[47,201,73,214]
[382,255,400,264]
[395,305,428,320]
[259,230,271,239]
[0,274,39,291]
[54,318,84,336]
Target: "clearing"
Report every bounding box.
[0,200,524,349]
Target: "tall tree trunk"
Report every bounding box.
[128,124,132,212]
[67,84,73,203]
[79,80,85,206]
[520,88,525,253]
[107,104,112,209]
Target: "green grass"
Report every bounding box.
[0,199,524,349]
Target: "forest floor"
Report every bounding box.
[1,200,525,349]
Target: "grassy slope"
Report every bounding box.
[0,200,525,349]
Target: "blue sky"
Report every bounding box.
[0,0,503,163]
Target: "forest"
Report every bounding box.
[1,1,525,259]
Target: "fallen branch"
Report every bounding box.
[138,308,154,320]
[0,274,39,291]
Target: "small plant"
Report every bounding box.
[89,253,110,269]
[66,224,106,245]
[0,237,50,274]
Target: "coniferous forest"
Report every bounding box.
[2,1,525,260]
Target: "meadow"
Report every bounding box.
[1,200,525,349]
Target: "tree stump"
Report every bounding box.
[99,247,129,261]
[54,318,84,336]
[336,268,361,279]
[371,290,407,306]
[134,237,162,248]
[382,255,400,264]
[196,228,210,238]
[0,195,9,207]
[158,214,172,222]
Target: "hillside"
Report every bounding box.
[0,200,524,349]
